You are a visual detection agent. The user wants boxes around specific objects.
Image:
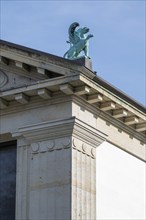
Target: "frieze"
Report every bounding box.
[73,138,96,158]
[31,137,95,158]
[31,138,70,154]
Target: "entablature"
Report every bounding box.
[0,40,145,156]
[0,72,145,138]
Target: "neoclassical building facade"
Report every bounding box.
[0,40,145,220]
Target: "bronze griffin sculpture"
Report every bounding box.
[64,22,93,59]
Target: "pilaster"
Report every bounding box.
[15,138,30,220]
[72,138,96,220]
[12,117,106,220]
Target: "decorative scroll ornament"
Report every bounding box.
[64,22,93,59]
[0,70,8,88]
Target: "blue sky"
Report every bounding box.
[1,0,145,105]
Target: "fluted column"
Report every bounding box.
[72,138,97,220]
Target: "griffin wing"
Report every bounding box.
[68,22,80,45]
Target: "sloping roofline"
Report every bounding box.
[0,39,145,113]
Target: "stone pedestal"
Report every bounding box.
[13,117,106,220]
[72,56,93,70]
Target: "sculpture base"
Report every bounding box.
[72,56,93,70]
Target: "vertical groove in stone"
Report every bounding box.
[82,152,86,219]
[76,150,79,219]
[20,146,24,218]
[22,146,28,218]
[86,155,90,220]
[38,153,41,220]
[80,151,82,219]
[93,157,96,219]
[77,150,81,219]
[54,150,57,220]
[16,145,22,219]
[72,148,77,220]
[46,149,49,219]
[72,145,97,220]
[89,154,91,220]
[26,146,31,219]
[39,152,48,219]
[85,154,87,219]
[91,157,94,220]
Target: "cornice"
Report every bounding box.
[12,117,75,142]
[80,74,145,117]
[73,117,107,147]
[0,93,72,116]
[0,40,145,141]
[72,96,146,143]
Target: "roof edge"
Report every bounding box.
[0,39,145,113]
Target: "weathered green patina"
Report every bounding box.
[64,22,93,59]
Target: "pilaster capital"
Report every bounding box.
[12,117,107,147]
[73,118,107,147]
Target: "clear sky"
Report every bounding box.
[1,0,145,105]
